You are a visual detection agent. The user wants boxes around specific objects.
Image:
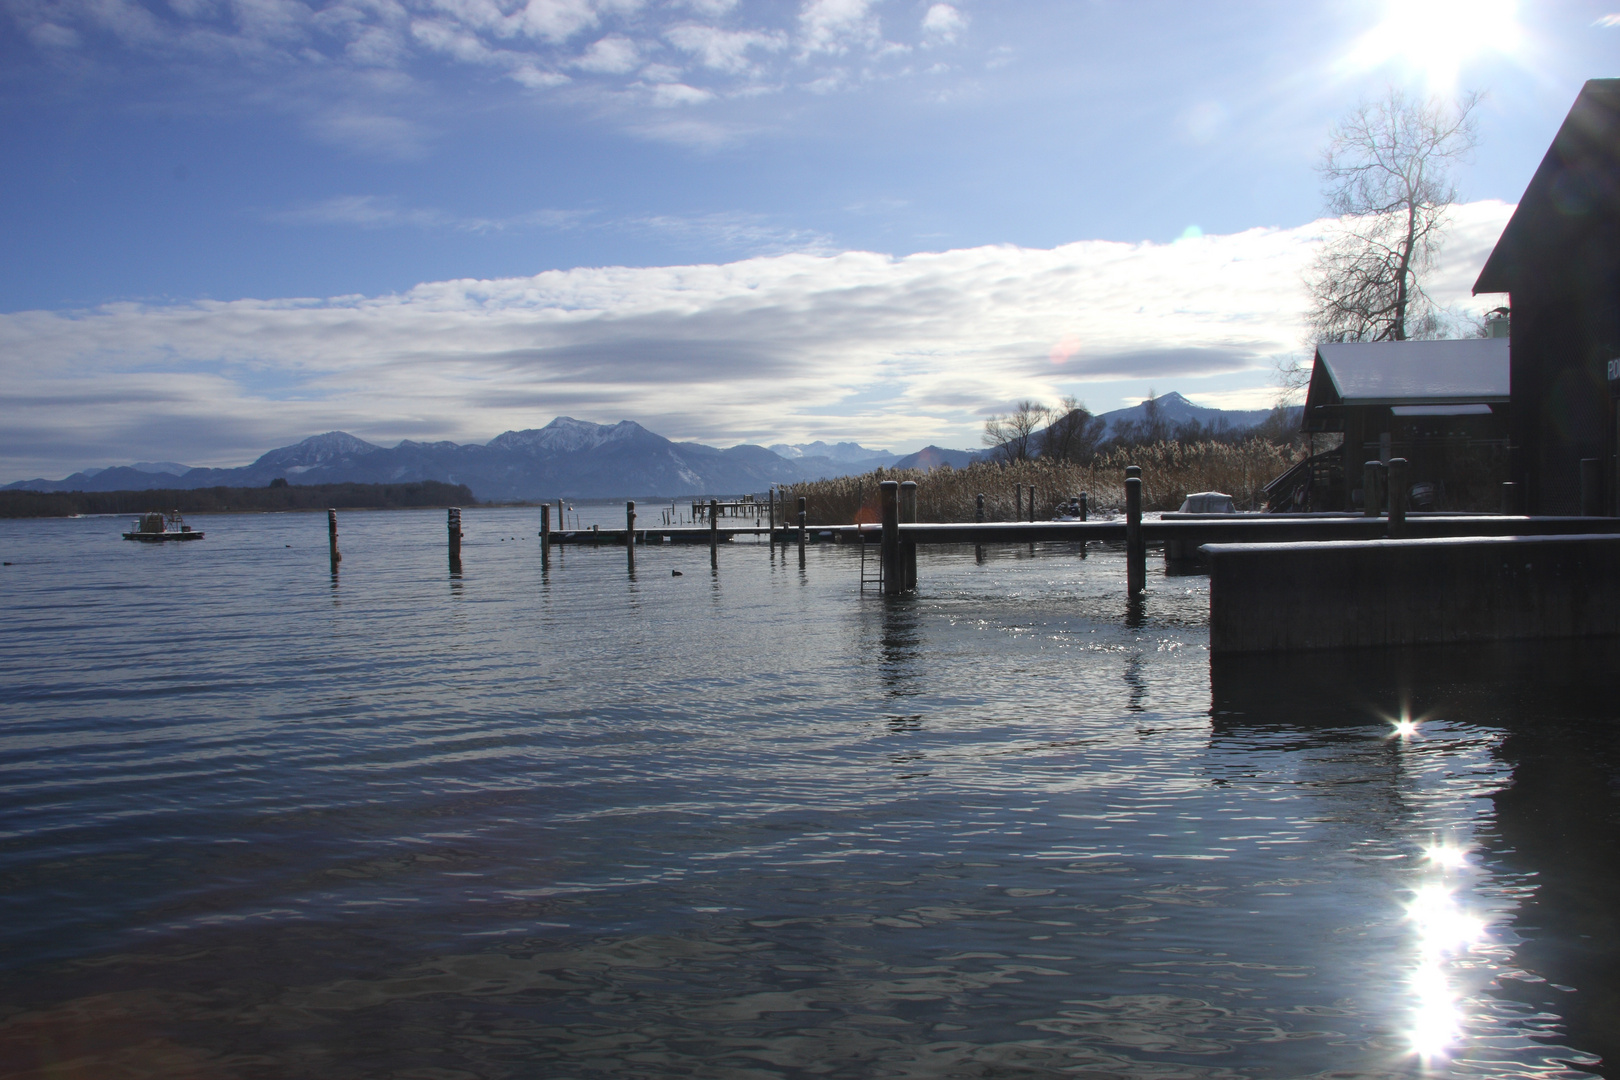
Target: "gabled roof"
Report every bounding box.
[1307,338,1509,409]
[1475,79,1620,294]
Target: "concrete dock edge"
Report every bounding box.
[1204,533,1620,652]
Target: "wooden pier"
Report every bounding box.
[527,514,1620,551]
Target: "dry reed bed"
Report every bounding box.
[779,439,1308,525]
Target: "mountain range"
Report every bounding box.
[8,394,1286,501]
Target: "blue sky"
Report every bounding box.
[1,0,1616,477]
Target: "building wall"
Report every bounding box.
[1509,277,1619,515]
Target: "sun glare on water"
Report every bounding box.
[1344,0,1522,90]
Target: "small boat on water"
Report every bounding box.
[122,511,204,542]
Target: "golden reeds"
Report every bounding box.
[777,439,1308,525]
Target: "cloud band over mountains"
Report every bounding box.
[0,200,1512,480]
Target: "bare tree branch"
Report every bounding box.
[982,400,1050,462]
[1305,89,1479,344]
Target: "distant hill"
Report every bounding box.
[1093,392,1286,441]
[768,440,894,469]
[6,419,889,502]
[8,397,1297,500]
[892,446,980,471]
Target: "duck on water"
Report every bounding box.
[122,511,204,542]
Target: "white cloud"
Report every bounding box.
[647,80,713,106]
[573,32,640,72]
[666,23,786,74]
[797,0,881,55]
[5,0,970,149]
[0,201,1516,478]
[920,3,963,45]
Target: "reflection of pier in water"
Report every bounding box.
[1210,640,1620,1072]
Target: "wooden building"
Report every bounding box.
[1290,338,1510,511]
[1474,79,1620,515]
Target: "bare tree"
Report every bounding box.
[1305,90,1479,344]
[1037,395,1103,462]
[982,400,1050,462]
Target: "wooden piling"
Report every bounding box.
[899,481,918,590]
[1501,481,1519,515]
[557,498,565,531]
[626,501,636,567]
[797,496,807,550]
[768,486,776,546]
[709,499,719,566]
[1016,483,1023,521]
[1125,477,1144,596]
[880,480,901,595]
[1386,458,1409,538]
[1581,457,1603,517]
[448,507,463,573]
[327,508,340,570]
[975,492,985,562]
[539,503,550,566]
[1079,492,1088,521]
[1363,461,1383,517]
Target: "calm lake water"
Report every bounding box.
[1,507,1616,1079]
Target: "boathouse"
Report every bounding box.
[1266,337,1511,512]
[1302,337,1510,511]
[1474,78,1620,515]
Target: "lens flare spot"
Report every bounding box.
[1049,334,1080,365]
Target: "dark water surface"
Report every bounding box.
[1,508,1616,1078]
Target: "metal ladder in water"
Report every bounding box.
[858,525,883,591]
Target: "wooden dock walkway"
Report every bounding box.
[542,515,1620,548]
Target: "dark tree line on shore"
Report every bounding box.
[0,481,477,519]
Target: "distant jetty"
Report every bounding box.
[0,481,476,519]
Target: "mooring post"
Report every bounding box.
[1079,492,1088,521]
[327,508,340,571]
[626,501,636,569]
[1028,486,1036,522]
[797,496,807,551]
[1125,474,1144,596]
[1363,461,1383,517]
[1501,481,1519,516]
[448,507,463,573]
[1016,483,1023,522]
[975,492,985,563]
[899,480,918,591]
[768,486,776,546]
[879,480,901,595]
[1386,458,1409,538]
[1580,458,1603,517]
[557,498,565,531]
[709,498,719,567]
[539,503,551,566]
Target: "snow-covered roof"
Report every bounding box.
[1309,339,1509,408]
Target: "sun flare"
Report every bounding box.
[1345,0,1522,90]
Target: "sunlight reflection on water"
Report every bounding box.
[0,509,1613,1078]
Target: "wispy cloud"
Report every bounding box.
[263,198,819,253]
[5,0,960,151]
[0,201,1515,479]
